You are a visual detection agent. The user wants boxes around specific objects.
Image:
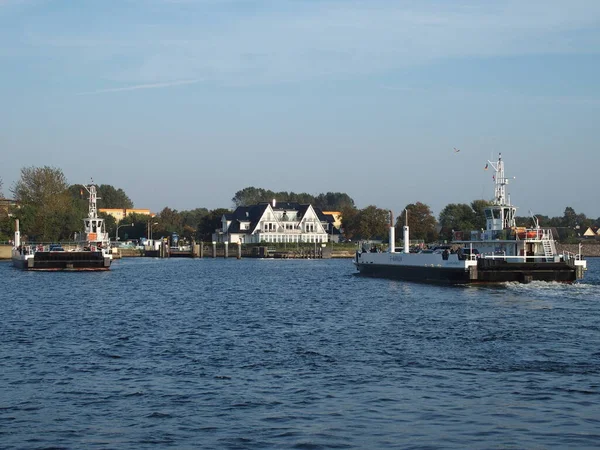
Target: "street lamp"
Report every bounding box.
[149,222,159,240]
[116,222,134,241]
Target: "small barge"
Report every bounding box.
[12,184,112,271]
[355,154,586,284]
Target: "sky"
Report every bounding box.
[1,0,599,219]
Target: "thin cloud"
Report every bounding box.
[19,1,600,86]
[77,79,201,95]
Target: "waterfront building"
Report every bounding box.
[99,208,154,221]
[214,200,340,244]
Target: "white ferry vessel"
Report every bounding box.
[355,154,587,284]
[12,184,113,271]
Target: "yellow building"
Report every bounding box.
[99,208,154,221]
[322,211,343,229]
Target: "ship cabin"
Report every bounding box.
[450,153,572,263]
[84,217,107,244]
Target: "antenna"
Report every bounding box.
[529,209,539,229]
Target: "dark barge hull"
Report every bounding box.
[356,263,473,284]
[473,259,578,283]
[356,260,579,284]
[14,251,111,271]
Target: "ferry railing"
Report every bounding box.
[481,254,557,261]
[479,253,581,264]
[562,250,583,261]
[15,241,83,253]
[454,227,558,242]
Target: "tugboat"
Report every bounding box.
[355,154,587,284]
[12,184,113,271]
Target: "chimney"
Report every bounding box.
[272,199,276,208]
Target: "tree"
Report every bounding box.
[576,212,592,231]
[232,187,275,207]
[0,177,10,241]
[11,166,73,241]
[515,216,532,227]
[180,208,209,242]
[155,207,183,237]
[197,208,231,241]
[232,186,356,210]
[99,212,117,239]
[286,191,315,204]
[470,199,492,230]
[344,205,390,241]
[438,203,476,240]
[119,212,153,240]
[339,205,358,241]
[314,192,356,211]
[562,207,578,228]
[96,184,134,209]
[65,185,92,234]
[396,202,437,242]
[66,184,134,236]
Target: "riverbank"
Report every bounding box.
[1,244,598,260]
[556,243,600,257]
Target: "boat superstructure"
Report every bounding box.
[12,184,112,271]
[355,154,586,284]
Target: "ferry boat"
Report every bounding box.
[355,154,587,284]
[12,184,112,271]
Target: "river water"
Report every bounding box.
[1,257,599,449]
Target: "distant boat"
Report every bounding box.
[355,154,587,284]
[12,184,113,271]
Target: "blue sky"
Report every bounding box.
[1,0,599,218]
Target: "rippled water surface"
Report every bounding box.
[1,257,600,449]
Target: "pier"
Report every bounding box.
[4,242,594,261]
[139,243,338,259]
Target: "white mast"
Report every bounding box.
[81,183,109,250]
[14,218,20,248]
[83,184,99,219]
[389,210,395,253]
[487,153,509,206]
[485,153,516,231]
[403,209,409,254]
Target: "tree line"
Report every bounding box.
[1,167,598,244]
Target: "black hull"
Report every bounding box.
[356,263,472,284]
[14,251,111,271]
[474,259,578,283]
[356,260,579,284]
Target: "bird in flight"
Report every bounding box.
[453,147,461,153]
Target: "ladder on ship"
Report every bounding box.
[542,229,557,262]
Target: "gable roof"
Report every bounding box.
[224,204,269,234]
[225,202,333,235]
